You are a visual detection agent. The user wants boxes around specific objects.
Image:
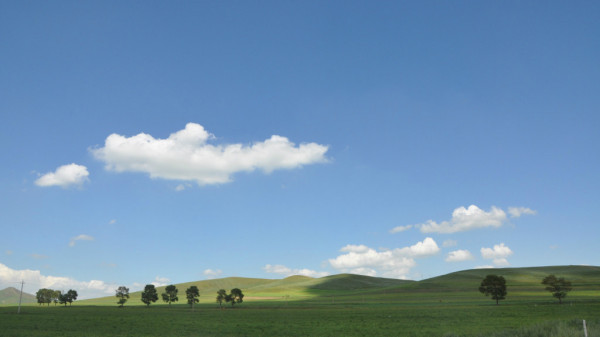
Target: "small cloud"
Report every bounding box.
[445,249,474,262]
[151,276,170,287]
[5,250,13,256]
[474,265,496,269]
[30,254,48,259]
[418,205,507,234]
[175,184,186,191]
[481,243,513,267]
[442,240,457,248]
[109,219,117,225]
[508,207,537,218]
[263,264,329,278]
[203,269,223,279]
[390,225,412,234]
[69,234,94,247]
[35,163,89,188]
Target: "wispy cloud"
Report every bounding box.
[35,163,89,188]
[151,276,170,287]
[30,253,48,259]
[263,265,329,278]
[203,269,223,279]
[507,207,537,218]
[92,123,329,186]
[389,225,412,234]
[69,234,94,247]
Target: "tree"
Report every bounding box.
[479,275,507,305]
[227,288,244,307]
[59,292,70,306]
[36,288,53,306]
[186,286,200,310]
[52,290,61,306]
[141,284,158,307]
[542,274,572,304]
[216,289,227,308]
[66,289,78,306]
[162,284,178,307]
[116,286,130,307]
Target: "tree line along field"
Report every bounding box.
[1,266,599,336]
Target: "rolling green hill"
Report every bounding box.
[79,265,600,306]
[0,287,36,305]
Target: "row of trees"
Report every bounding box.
[479,274,573,305]
[117,284,244,309]
[35,288,78,306]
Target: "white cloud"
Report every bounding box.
[445,249,474,262]
[151,276,170,287]
[91,123,329,186]
[69,234,94,247]
[328,238,439,279]
[35,163,89,188]
[418,205,507,234]
[203,269,223,279]
[263,264,329,278]
[508,207,537,218]
[109,219,117,225]
[0,262,118,299]
[481,243,513,266]
[390,225,412,234]
[442,239,457,248]
[474,265,496,269]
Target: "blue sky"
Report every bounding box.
[1,1,599,298]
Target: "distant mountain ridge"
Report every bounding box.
[0,287,36,305]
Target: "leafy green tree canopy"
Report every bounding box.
[216,289,227,308]
[541,274,572,304]
[479,274,507,305]
[141,284,158,307]
[162,285,179,307]
[36,288,54,306]
[186,286,200,309]
[227,288,244,307]
[66,289,78,306]
[116,286,130,307]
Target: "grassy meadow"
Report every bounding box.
[1,266,599,336]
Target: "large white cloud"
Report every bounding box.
[481,243,513,266]
[91,123,329,185]
[35,163,89,188]
[445,249,474,262]
[263,264,329,278]
[418,205,508,234]
[328,238,439,279]
[0,262,118,299]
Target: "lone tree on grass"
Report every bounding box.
[216,289,227,309]
[479,275,507,305]
[36,288,53,306]
[186,286,200,310]
[141,284,158,307]
[226,288,244,307]
[542,274,572,304]
[162,285,179,307]
[116,286,130,307]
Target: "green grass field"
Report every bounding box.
[1,266,599,336]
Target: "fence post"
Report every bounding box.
[583,320,588,337]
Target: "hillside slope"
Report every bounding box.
[0,287,36,305]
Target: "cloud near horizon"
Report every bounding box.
[0,262,118,299]
[263,264,330,278]
[481,243,513,266]
[35,163,89,188]
[416,205,535,234]
[445,249,474,262]
[328,237,440,279]
[91,123,329,185]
